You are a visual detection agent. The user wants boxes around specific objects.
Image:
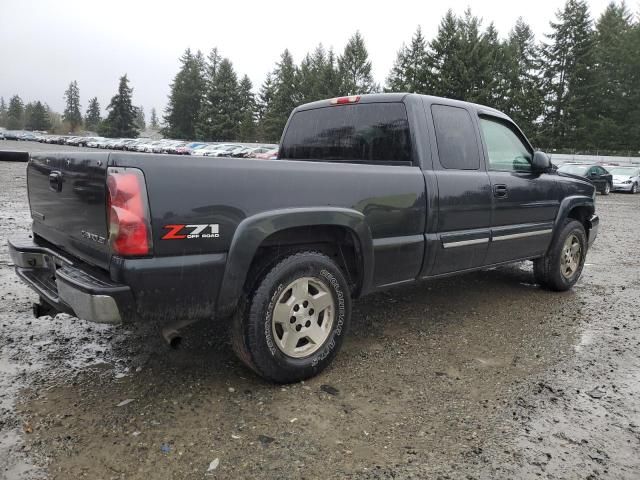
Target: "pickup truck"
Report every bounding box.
[8,93,599,383]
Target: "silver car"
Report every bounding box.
[609,166,640,194]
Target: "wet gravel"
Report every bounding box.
[0,144,639,479]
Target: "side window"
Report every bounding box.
[479,117,533,172]
[431,105,480,170]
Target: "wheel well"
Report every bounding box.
[244,226,362,297]
[567,206,591,233]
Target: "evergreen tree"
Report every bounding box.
[197,55,240,141]
[163,49,206,139]
[0,97,7,128]
[260,50,299,141]
[150,107,159,129]
[338,31,377,94]
[63,80,82,131]
[196,48,222,139]
[428,10,465,99]
[25,101,50,131]
[386,26,430,93]
[297,44,341,102]
[237,75,256,141]
[540,0,596,148]
[256,72,276,139]
[590,2,634,150]
[625,13,640,151]
[85,97,101,131]
[135,105,146,131]
[7,95,24,130]
[500,19,545,141]
[100,75,139,138]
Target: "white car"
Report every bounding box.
[608,166,640,194]
[192,144,227,156]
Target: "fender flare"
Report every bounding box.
[216,207,374,316]
[549,195,595,248]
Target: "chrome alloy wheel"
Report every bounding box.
[271,277,335,358]
[561,234,582,279]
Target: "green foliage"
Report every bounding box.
[338,31,377,94]
[63,81,82,131]
[7,95,24,130]
[259,50,299,142]
[135,105,146,131]
[237,75,256,141]
[100,75,139,138]
[25,101,51,131]
[149,107,159,129]
[0,97,7,128]
[163,49,206,139]
[386,27,430,93]
[197,51,241,141]
[85,97,101,131]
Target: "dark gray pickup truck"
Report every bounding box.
[8,93,599,382]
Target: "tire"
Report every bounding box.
[231,251,351,383]
[533,219,587,292]
[631,183,638,195]
[602,182,611,195]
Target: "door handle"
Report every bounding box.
[493,184,508,198]
[49,171,63,192]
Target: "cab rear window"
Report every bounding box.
[279,103,412,165]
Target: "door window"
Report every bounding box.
[479,117,532,172]
[431,105,480,170]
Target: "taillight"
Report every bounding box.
[330,95,360,105]
[107,167,152,256]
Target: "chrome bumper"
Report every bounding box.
[8,237,132,324]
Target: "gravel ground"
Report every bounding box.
[0,142,639,479]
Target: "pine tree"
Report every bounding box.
[296,44,340,103]
[135,105,146,131]
[63,80,82,131]
[625,14,640,151]
[237,75,256,141]
[386,27,430,93]
[500,19,544,141]
[338,31,377,94]
[260,50,299,141]
[7,95,24,130]
[100,75,139,138]
[590,2,634,150]
[163,49,206,139]
[149,107,159,129]
[197,55,240,141]
[25,101,50,131]
[541,0,596,148]
[428,10,465,99]
[256,72,276,139]
[0,97,7,128]
[85,97,101,131]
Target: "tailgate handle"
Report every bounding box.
[49,171,63,192]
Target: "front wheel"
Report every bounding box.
[231,251,351,383]
[631,183,638,194]
[602,182,611,195]
[534,219,587,291]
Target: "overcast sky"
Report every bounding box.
[1,0,617,117]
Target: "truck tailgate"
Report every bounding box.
[28,152,111,269]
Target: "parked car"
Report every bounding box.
[607,166,640,194]
[8,93,600,383]
[557,163,613,195]
[175,142,207,155]
[254,148,279,159]
[3,130,21,140]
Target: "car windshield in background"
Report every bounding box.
[279,103,412,164]
[608,167,639,175]
[558,165,589,176]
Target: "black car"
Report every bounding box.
[557,163,613,195]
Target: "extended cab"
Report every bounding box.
[8,93,599,383]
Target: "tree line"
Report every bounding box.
[0,76,159,136]
[2,0,638,152]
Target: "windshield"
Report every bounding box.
[558,165,589,176]
[608,167,639,176]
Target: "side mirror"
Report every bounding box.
[532,151,551,172]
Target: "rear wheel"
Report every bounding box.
[534,219,587,291]
[231,251,351,383]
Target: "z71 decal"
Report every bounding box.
[162,224,220,240]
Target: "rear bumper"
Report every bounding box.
[8,237,134,324]
[587,214,599,248]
